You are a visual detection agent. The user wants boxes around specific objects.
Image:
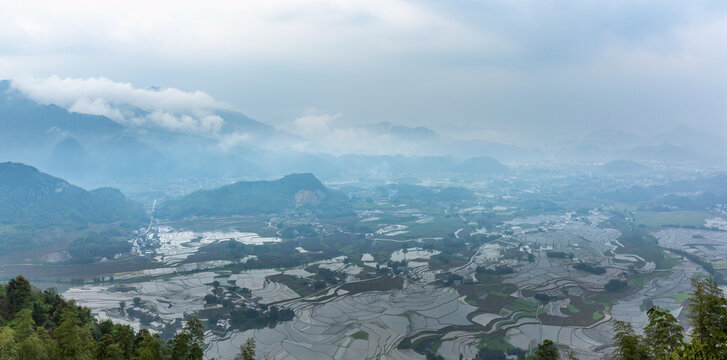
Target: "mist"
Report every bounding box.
[3,2,727,360]
[1,1,725,143]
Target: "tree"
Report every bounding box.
[53,306,91,360]
[170,317,205,360]
[670,340,719,360]
[643,307,683,359]
[135,330,164,360]
[111,323,136,359]
[478,347,505,360]
[235,338,256,360]
[98,319,114,335]
[6,275,32,316]
[269,306,279,323]
[185,317,205,360]
[94,328,125,360]
[12,308,49,360]
[609,275,727,360]
[530,339,559,360]
[564,349,579,360]
[687,276,727,353]
[17,332,49,360]
[0,327,17,359]
[32,289,59,327]
[605,279,628,292]
[170,332,190,359]
[103,344,124,360]
[95,333,117,360]
[12,308,35,339]
[611,321,648,360]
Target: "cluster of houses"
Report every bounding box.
[188,279,267,336]
[435,271,478,286]
[126,306,164,331]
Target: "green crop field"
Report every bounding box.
[352,330,369,340]
[668,292,690,304]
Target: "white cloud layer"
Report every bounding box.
[0,0,495,64]
[280,110,436,156]
[0,1,725,140]
[12,76,228,134]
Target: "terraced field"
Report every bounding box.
[61,211,708,360]
[205,284,476,360]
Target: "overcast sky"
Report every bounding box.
[1,0,725,145]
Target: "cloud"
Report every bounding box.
[0,0,498,64]
[11,76,230,134]
[280,110,440,156]
[285,112,343,139]
[218,132,252,151]
[1,1,725,141]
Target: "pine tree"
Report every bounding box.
[169,332,190,359]
[12,308,34,339]
[6,276,32,317]
[11,307,49,360]
[612,320,649,360]
[170,318,205,360]
[186,317,205,360]
[687,276,727,353]
[530,339,559,360]
[54,305,91,360]
[134,330,164,360]
[643,307,683,359]
[105,343,125,360]
[111,323,136,359]
[235,338,256,360]
[96,333,117,360]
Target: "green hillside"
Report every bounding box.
[0,162,144,228]
[157,173,351,219]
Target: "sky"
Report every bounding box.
[0,0,726,147]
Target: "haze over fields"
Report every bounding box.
[0,1,727,360]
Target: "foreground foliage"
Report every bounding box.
[3,274,726,360]
[612,276,727,360]
[482,276,727,360]
[0,275,253,360]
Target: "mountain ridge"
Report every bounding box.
[157,173,351,219]
[0,161,145,228]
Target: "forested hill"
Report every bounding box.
[157,173,351,219]
[0,162,145,227]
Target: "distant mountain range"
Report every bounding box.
[655,125,727,158]
[156,173,351,219]
[560,127,727,165]
[0,80,280,184]
[620,144,697,163]
[0,79,519,191]
[0,162,144,228]
[360,122,438,140]
[1,78,724,196]
[582,129,649,150]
